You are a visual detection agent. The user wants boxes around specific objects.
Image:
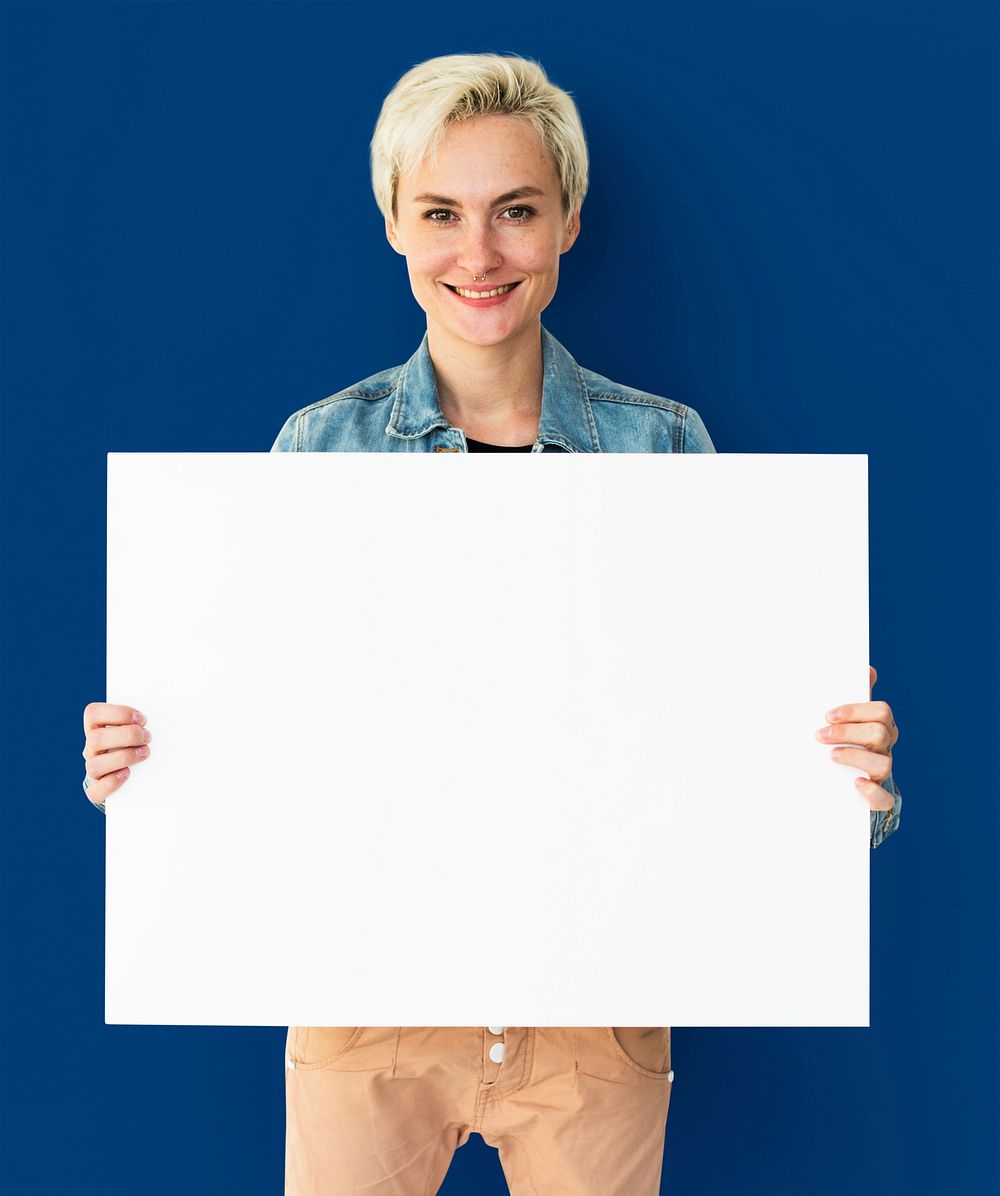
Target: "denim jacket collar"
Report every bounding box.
[386,323,600,452]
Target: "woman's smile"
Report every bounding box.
[443,279,523,306]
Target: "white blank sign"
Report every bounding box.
[106,453,871,1027]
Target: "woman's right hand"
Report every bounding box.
[82,703,152,809]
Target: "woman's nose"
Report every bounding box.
[456,225,500,275]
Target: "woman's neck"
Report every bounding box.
[426,319,543,445]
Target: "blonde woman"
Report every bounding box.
[81,52,903,1196]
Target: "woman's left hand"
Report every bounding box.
[816,665,899,811]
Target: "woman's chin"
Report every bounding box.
[433,308,537,348]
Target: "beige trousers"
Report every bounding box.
[285,1025,673,1195]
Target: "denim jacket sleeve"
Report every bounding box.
[870,773,902,848]
[682,406,716,454]
[83,774,107,814]
[270,413,298,453]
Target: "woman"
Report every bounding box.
[81,52,903,1196]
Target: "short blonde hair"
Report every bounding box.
[370,52,589,228]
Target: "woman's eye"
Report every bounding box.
[503,205,535,223]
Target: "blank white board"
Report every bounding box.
[105,453,871,1027]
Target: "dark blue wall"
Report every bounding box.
[1,2,996,1193]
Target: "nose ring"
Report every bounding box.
[471,259,501,283]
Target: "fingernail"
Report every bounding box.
[132,711,146,725]
[816,727,833,740]
[826,708,843,720]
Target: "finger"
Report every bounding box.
[822,699,898,749]
[83,766,131,808]
[823,700,895,729]
[829,745,893,783]
[85,742,150,783]
[815,719,893,753]
[83,702,146,733]
[869,664,877,692]
[84,723,152,759]
[855,776,894,811]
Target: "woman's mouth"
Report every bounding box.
[443,280,523,307]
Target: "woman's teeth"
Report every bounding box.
[452,283,518,298]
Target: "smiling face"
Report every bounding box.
[385,114,580,351]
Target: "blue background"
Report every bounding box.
[1,2,996,1193]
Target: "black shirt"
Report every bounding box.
[465,436,534,453]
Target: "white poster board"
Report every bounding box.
[105,453,871,1027]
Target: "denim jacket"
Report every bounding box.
[89,324,902,846]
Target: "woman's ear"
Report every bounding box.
[561,208,582,254]
[385,215,405,256]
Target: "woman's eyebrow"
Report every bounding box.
[411,186,546,207]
